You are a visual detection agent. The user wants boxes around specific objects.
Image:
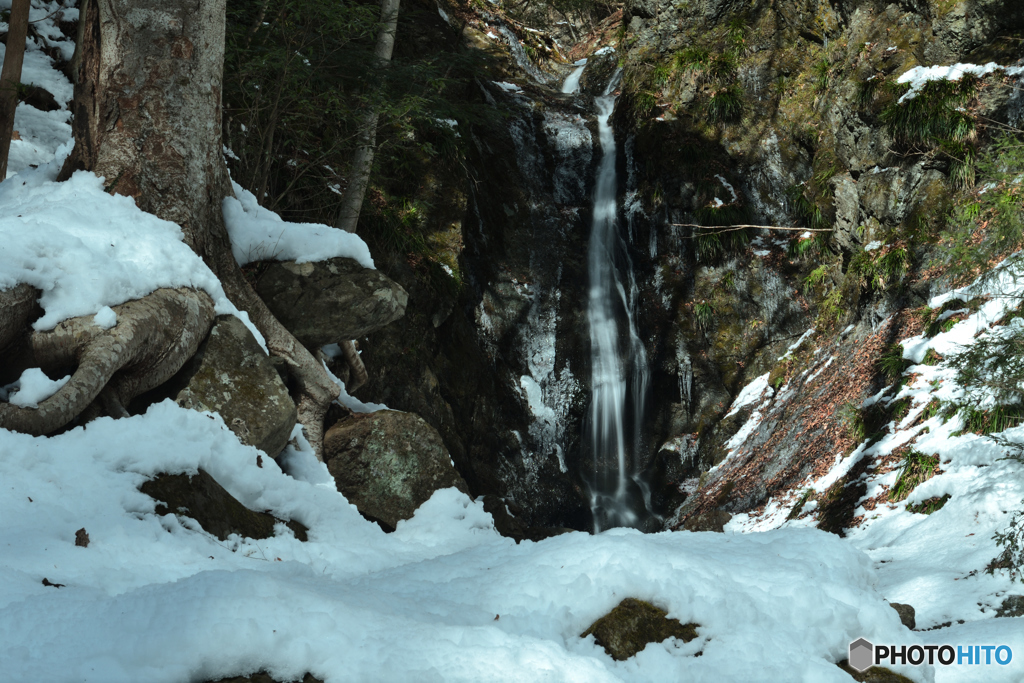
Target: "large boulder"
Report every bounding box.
[323,411,469,531]
[581,598,699,661]
[141,469,307,541]
[255,258,408,348]
[173,315,297,456]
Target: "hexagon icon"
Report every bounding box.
[849,638,874,672]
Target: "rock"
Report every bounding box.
[837,661,915,682]
[323,411,469,531]
[141,469,308,542]
[173,315,297,457]
[889,602,916,630]
[18,83,60,112]
[683,509,732,533]
[581,598,699,661]
[208,674,323,683]
[996,595,1024,618]
[481,494,572,543]
[255,258,408,348]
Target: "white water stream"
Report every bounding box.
[586,72,654,532]
[560,59,587,94]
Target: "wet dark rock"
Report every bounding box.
[141,469,307,542]
[581,598,699,660]
[255,257,408,348]
[481,494,573,543]
[323,411,469,531]
[889,602,916,630]
[171,315,297,457]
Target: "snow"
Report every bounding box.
[722,260,1024,679]
[223,182,374,269]
[1,367,70,408]
[0,164,255,335]
[0,402,927,682]
[493,80,524,93]
[725,372,771,417]
[92,306,117,330]
[897,62,1024,103]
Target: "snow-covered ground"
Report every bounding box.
[2,9,1022,682]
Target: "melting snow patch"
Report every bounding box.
[897,62,1024,102]
[92,306,117,329]
[725,374,772,417]
[1,368,70,408]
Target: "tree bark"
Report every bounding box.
[0,0,31,180]
[335,0,400,233]
[47,0,339,457]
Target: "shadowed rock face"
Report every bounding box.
[141,469,308,542]
[323,411,469,531]
[255,257,408,348]
[581,598,699,660]
[173,315,297,457]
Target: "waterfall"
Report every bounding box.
[561,59,587,94]
[586,71,656,532]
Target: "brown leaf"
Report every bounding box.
[75,528,90,547]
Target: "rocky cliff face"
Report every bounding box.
[353,0,1024,532]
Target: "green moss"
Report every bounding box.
[581,598,699,661]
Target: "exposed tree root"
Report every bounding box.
[340,339,368,394]
[0,288,214,436]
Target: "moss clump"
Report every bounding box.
[581,598,699,660]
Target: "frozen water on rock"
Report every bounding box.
[542,111,592,204]
[496,24,550,85]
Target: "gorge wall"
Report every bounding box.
[354,0,1024,533]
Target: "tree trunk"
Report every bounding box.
[48,0,339,457]
[0,0,31,180]
[335,0,400,233]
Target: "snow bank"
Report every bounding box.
[223,182,374,269]
[0,164,255,333]
[0,402,924,682]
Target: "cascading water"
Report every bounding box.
[585,71,657,532]
[561,59,587,94]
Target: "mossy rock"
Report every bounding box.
[581,598,699,660]
[682,509,732,532]
[323,411,469,531]
[837,660,915,682]
[172,315,297,457]
[141,469,307,542]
